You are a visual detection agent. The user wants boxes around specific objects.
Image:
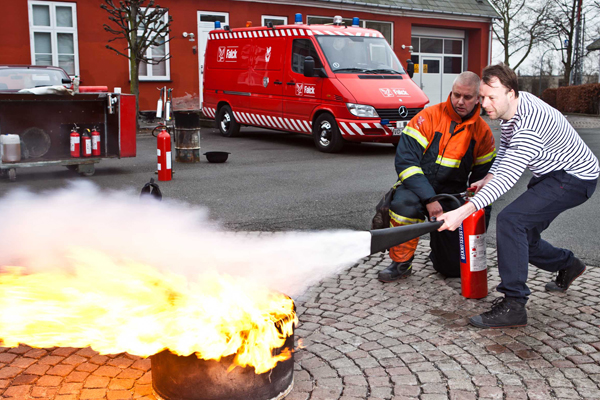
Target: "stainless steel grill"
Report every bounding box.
[376,108,423,121]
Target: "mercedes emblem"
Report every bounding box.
[398,106,409,119]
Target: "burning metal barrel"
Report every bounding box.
[151,300,296,400]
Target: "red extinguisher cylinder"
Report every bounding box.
[82,130,92,157]
[91,128,101,156]
[70,129,80,158]
[459,207,488,299]
[157,128,172,181]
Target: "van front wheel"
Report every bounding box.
[313,114,344,153]
[217,105,241,137]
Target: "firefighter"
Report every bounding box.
[378,71,496,282]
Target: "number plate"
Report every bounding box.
[392,128,402,136]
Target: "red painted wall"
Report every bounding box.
[1,0,492,111]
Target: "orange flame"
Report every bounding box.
[0,248,296,374]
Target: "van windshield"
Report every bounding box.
[316,35,406,74]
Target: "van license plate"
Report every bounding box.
[392,128,402,136]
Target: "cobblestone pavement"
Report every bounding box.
[1,242,600,400]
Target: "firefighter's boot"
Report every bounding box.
[378,257,414,282]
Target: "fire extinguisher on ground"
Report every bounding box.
[91,126,101,156]
[154,125,172,181]
[459,190,488,299]
[70,125,80,158]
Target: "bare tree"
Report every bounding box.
[547,0,600,84]
[101,0,173,115]
[490,0,553,69]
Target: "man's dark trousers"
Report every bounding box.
[496,170,597,302]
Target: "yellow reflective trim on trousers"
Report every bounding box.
[398,166,424,182]
[390,210,426,225]
[402,126,428,149]
[435,155,461,168]
[475,149,497,165]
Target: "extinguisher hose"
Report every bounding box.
[152,124,169,138]
[426,193,462,210]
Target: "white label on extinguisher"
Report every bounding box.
[166,151,172,169]
[70,137,80,151]
[469,234,487,272]
[157,163,161,170]
[85,140,92,155]
[157,149,161,156]
[92,136,99,150]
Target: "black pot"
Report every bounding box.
[204,151,230,163]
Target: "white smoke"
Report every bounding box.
[0,182,371,297]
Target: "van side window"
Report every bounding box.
[291,39,323,74]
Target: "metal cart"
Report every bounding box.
[0,92,136,181]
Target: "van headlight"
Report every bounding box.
[346,103,379,118]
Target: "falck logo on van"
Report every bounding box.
[265,47,272,62]
[379,88,394,97]
[393,88,409,97]
[217,46,226,62]
[218,46,238,62]
[295,83,316,97]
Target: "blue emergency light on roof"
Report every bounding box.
[352,17,360,27]
[214,21,221,29]
[295,13,302,24]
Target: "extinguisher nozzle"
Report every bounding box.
[369,221,443,255]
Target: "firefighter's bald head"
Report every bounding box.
[451,71,481,118]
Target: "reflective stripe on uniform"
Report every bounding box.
[436,155,461,168]
[398,166,424,182]
[474,149,497,165]
[402,126,428,149]
[389,210,426,225]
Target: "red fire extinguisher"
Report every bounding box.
[70,125,80,158]
[156,126,172,181]
[82,129,92,157]
[91,126,101,156]
[459,191,488,299]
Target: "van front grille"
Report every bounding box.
[376,108,423,121]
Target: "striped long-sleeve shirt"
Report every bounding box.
[470,92,600,211]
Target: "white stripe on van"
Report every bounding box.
[264,115,275,128]
[350,122,365,135]
[257,114,269,126]
[365,33,371,37]
[311,30,323,35]
[210,108,216,118]
[297,120,309,133]
[299,29,305,35]
[333,31,344,35]
[292,29,298,36]
[286,29,292,36]
[283,118,295,130]
[325,31,335,35]
[258,31,263,37]
[306,30,313,36]
[277,117,288,130]
[273,116,285,129]
[303,121,312,131]
[238,112,249,124]
[287,118,300,131]
[268,116,279,129]
[275,30,281,37]
[375,123,383,129]
[292,119,304,132]
[339,122,355,136]
[269,30,274,37]
[249,113,261,126]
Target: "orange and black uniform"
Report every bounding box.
[390,94,496,277]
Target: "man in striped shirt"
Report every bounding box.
[439,63,599,329]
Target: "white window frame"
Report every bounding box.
[261,15,288,26]
[306,15,393,46]
[136,8,171,81]
[28,0,79,76]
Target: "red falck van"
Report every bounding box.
[202,15,429,152]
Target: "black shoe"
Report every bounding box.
[545,257,586,293]
[469,297,527,329]
[378,258,413,282]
